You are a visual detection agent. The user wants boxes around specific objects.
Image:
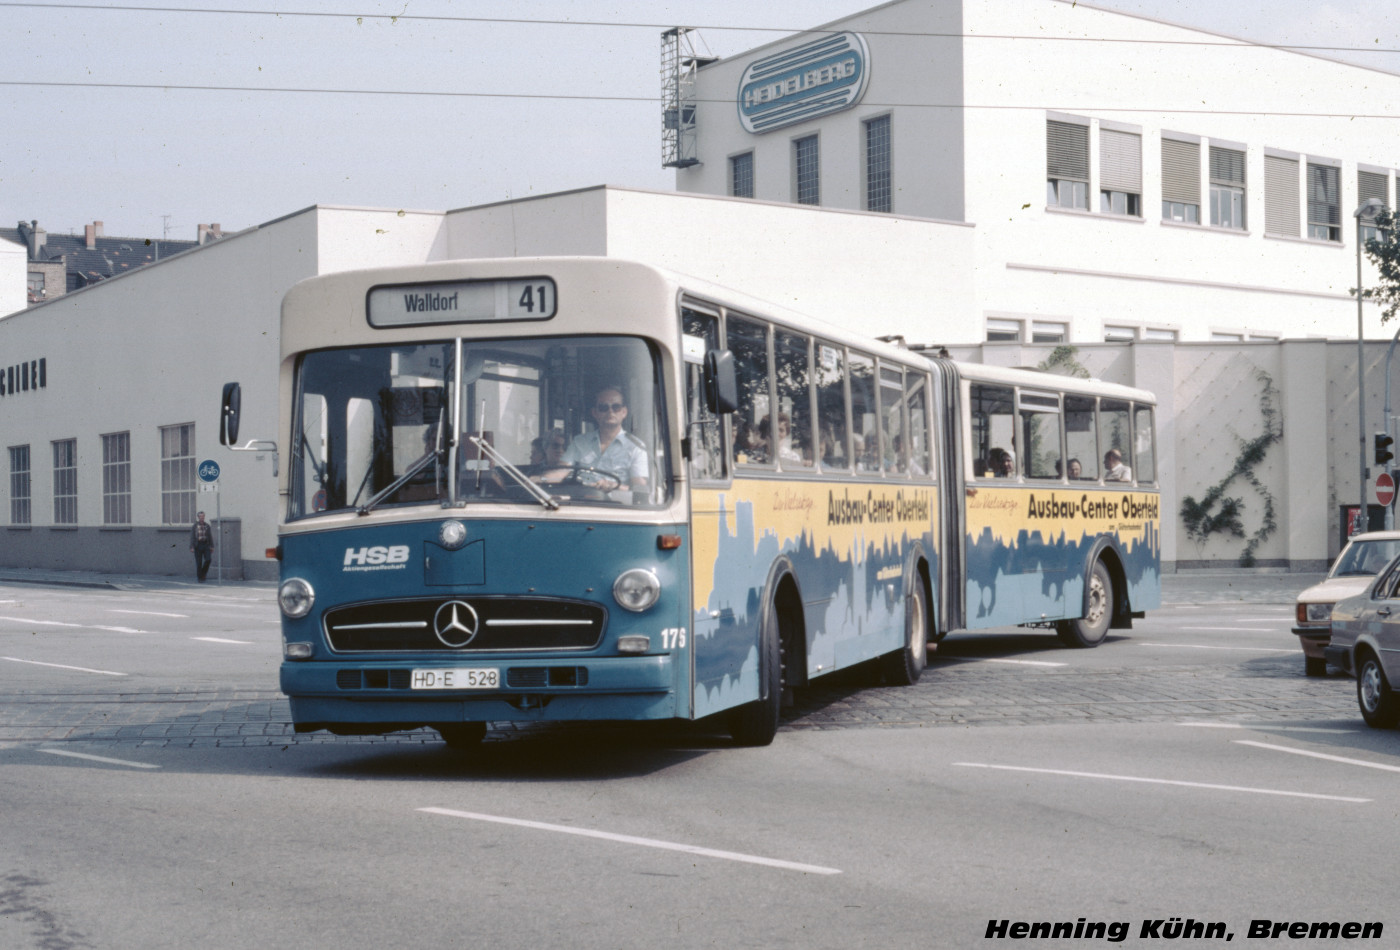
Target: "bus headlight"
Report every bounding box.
[279,578,315,618]
[438,519,468,550]
[613,568,660,613]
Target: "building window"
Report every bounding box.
[986,318,1022,342]
[1265,154,1300,237]
[160,423,196,526]
[1031,321,1067,344]
[1142,327,1178,341]
[26,272,45,297]
[9,445,30,525]
[1103,326,1137,342]
[864,115,892,213]
[1161,137,1200,223]
[102,432,131,526]
[1047,120,1089,210]
[52,439,77,525]
[793,135,820,206]
[1359,170,1390,243]
[1211,332,1245,341]
[1210,146,1247,230]
[1307,162,1341,242]
[1099,129,1141,217]
[730,152,754,199]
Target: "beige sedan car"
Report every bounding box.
[1327,557,1400,728]
[1293,531,1400,676]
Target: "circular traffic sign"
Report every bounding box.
[198,459,221,483]
[1377,472,1395,507]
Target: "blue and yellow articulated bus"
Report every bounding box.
[223,257,1158,748]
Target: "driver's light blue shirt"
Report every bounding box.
[563,429,648,485]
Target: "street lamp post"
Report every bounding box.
[1357,197,1388,535]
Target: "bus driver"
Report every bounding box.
[547,384,649,498]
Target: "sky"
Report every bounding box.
[4,0,1400,242]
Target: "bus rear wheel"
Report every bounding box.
[1057,560,1113,648]
[728,599,783,746]
[882,576,928,686]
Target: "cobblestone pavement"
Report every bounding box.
[0,652,1359,749]
[0,567,1354,749]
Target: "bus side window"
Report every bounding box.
[682,307,727,482]
[969,384,1015,479]
[815,342,850,472]
[1019,391,1062,480]
[1099,399,1133,481]
[728,315,772,467]
[879,364,906,475]
[774,329,815,468]
[850,352,880,473]
[1064,395,1099,481]
[1133,404,1157,484]
[904,370,932,479]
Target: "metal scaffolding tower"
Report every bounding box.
[661,28,714,169]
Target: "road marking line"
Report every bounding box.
[0,616,83,627]
[0,656,126,676]
[418,807,842,875]
[953,762,1370,803]
[1234,740,1400,773]
[1138,642,1293,653]
[941,657,1068,668]
[1179,722,1360,734]
[93,626,147,634]
[191,636,252,645]
[1178,626,1279,632]
[38,749,159,769]
[109,609,187,618]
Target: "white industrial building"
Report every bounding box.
[2,0,1398,580]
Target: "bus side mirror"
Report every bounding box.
[704,349,738,415]
[220,382,242,446]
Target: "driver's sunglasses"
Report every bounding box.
[595,402,626,412]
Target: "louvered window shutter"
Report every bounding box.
[1161,139,1200,205]
[1264,155,1300,236]
[1100,130,1142,195]
[1047,121,1089,182]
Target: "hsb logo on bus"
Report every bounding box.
[343,545,411,568]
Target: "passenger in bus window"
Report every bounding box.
[526,432,569,479]
[762,412,802,465]
[555,385,649,496]
[1103,448,1132,482]
[1068,458,1083,480]
[735,418,768,464]
[987,447,1015,478]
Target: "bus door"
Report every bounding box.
[930,359,966,634]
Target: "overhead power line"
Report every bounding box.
[3,1,1400,57]
[3,78,1399,121]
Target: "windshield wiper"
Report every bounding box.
[467,436,560,511]
[356,448,440,516]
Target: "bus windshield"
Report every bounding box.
[289,335,668,519]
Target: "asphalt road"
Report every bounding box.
[1,574,1396,950]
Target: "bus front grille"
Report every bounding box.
[324,597,605,653]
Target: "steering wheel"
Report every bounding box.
[554,464,622,491]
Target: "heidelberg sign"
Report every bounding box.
[737,32,870,134]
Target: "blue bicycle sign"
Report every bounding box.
[197,459,221,483]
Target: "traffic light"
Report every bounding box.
[1376,432,1395,467]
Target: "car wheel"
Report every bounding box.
[1057,560,1113,648]
[1304,656,1327,677]
[1357,652,1400,729]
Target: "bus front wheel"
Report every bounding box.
[1057,560,1113,648]
[727,599,782,746]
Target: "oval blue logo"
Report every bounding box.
[737,32,870,134]
[198,459,221,483]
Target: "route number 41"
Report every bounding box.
[661,627,687,650]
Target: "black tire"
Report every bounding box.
[1057,559,1113,648]
[435,722,488,748]
[882,574,929,686]
[1357,652,1400,729]
[1304,656,1328,677]
[728,599,782,746]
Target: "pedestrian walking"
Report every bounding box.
[190,511,214,581]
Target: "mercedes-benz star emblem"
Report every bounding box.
[432,600,480,648]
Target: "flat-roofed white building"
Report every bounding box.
[674,0,1400,344]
